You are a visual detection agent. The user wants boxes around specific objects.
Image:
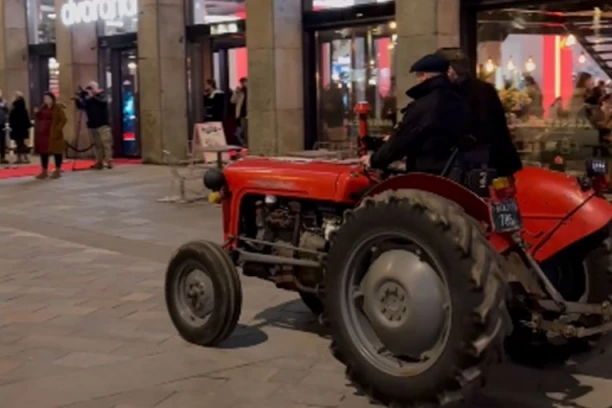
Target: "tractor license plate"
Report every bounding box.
[490,198,522,233]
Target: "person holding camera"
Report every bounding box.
[75,81,112,169]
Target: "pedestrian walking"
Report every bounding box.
[0,90,8,164]
[34,92,67,179]
[8,92,32,164]
[230,77,248,146]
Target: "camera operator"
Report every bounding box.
[74,81,112,169]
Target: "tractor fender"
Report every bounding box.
[358,173,512,253]
[531,194,612,262]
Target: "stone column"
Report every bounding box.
[0,0,29,104]
[395,0,460,107]
[245,0,303,155]
[138,0,188,164]
[54,0,98,148]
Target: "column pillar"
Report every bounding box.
[395,0,460,107]
[138,0,188,163]
[245,0,303,155]
[0,0,29,105]
[54,0,98,148]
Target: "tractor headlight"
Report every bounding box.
[203,168,226,192]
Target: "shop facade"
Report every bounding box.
[0,0,610,164]
[462,0,612,170]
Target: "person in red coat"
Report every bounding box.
[34,92,67,179]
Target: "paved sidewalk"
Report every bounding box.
[0,165,611,407]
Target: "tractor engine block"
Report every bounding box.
[241,195,342,291]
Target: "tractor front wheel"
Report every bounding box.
[325,190,509,407]
[165,240,242,346]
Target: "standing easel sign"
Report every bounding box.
[192,122,228,163]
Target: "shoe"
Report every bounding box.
[106,162,113,169]
[50,169,61,179]
[35,171,48,179]
[90,162,103,170]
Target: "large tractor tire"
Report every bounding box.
[325,190,509,407]
[506,234,612,364]
[165,240,242,346]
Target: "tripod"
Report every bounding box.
[64,109,94,171]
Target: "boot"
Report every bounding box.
[35,170,48,179]
[50,169,61,179]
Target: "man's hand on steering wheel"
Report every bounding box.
[360,154,371,168]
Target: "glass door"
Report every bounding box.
[315,22,396,144]
[119,49,139,157]
[186,34,247,146]
[100,47,139,157]
[28,50,58,111]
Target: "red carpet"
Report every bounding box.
[0,158,141,180]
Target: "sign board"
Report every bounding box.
[210,23,239,36]
[61,0,138,26]
[192,122,229,163]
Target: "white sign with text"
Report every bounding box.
[193,122,229,163]
[61,0,138,26]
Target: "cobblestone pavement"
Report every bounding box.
[0,165,611,408]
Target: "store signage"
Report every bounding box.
[210,23,239,36]
[61,0,138,26]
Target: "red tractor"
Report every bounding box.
[165,113,612,407]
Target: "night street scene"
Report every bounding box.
[2,0,612,407]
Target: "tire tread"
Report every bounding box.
[326,190,509,407]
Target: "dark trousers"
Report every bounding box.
[0,132,5,160]
[40,153,63,170]
[14,138,28,155]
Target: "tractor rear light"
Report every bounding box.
[491,177,516,200]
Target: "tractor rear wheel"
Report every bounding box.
[325,190,509,407]
[165,240,242,346]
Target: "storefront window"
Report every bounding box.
[307,0,393,11]
[48,57,60,97]
[191,0,245,25]
[476,3,612,171]
[26,0,56,43]
[315,21,396,147]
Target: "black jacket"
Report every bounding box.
[370,75,471,172]
[76,92,109,129]
[204,90,225,122]
[8,98,32,140]
[0,98,8,127]
[456,78,522,177]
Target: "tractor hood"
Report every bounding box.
[222,156,370,203]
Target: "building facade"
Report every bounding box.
[0,0,610,165]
